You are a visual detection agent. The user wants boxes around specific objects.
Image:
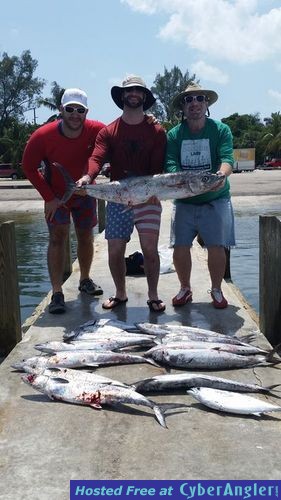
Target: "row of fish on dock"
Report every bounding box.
[12,318,281,428]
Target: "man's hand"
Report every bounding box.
[44,198,61,221]
[76,174,91,187]
[146,113,159,125]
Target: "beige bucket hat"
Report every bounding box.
[172,82,218,109]
[111,75,156,111]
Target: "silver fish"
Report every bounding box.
[144,345,275,370]
[63,320,139,341]
[22,373,168,427]
[187,387,281,416]
[138,323,256,345]
[133,372,281,395]
[34,335,155,354]
[58,162,225,206]
[36,367,133,389]
[12,350,159,370]
[153,341,268,356]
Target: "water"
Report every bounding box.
[1,208,280,325]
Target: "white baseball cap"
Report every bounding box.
[61,88,88,109]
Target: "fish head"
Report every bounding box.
[189,172,225,195]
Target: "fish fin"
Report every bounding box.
[90,403,103,409]
[50,377,70,384]
[253,412,262,417]
[145,358,161,367]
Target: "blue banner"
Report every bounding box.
[70,480,280,499]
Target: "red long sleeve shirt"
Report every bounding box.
[22,119,105,201]
[88,116,167,181]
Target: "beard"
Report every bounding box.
[123,95,145,109]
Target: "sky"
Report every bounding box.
[1,0,281,126]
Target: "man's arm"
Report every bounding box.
[76,128,109,186]
[164,128,181,173]
[22,133,57,202]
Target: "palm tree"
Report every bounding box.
[261,112,281,158]
[37,81,65,122]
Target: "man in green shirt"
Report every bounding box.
[165,83,235,309]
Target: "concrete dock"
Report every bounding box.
[0,171,281,498]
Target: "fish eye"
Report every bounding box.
[201,175,210,183]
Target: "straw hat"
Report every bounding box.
[111,75,156,111]
[172,82,218,109]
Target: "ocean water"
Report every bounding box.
[1,208,280,325]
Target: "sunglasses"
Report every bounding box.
[183,95,208,104]
[64,106,86,114]
[124,86,144,93]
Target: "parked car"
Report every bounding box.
[0,163,19,179]
[263,158,281,169]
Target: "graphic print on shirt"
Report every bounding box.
[181,139,211,171]
[122,138,145,177]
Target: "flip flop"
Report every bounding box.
[102,296,128,310]
[147,299,166,313]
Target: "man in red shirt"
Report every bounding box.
[77,75,167,312]
[22,88,105,314]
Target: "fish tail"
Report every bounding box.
[154,402,189,428]
[153,405,167,428]
[52,162,78,204]
[266,343,281,364]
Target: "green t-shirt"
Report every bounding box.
[165,118,234,204]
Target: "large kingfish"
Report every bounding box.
[136,322,256,345]
[28,367,133,388]
[133,372,281,395]
[12,350,159,371]
[63,319,139,341]
[144,345,278,370]
[153,340,268,356]
[34,334,155,354]
[57,162,225,206]
[187,387,281,416]
[22,373,169,427]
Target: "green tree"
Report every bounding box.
[260,112,281,159]
[151,66,197,127]
[38,81,65,122]
[0,50,45,134]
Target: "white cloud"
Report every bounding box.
[191,61,229,84]
[268,89,281,103]
[121,0,281,64]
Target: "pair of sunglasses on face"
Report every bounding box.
[63,106,87,114]
[183,95,208,104]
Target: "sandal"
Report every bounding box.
[172,288,192,307]
[147,299,166,313]
[102,296,128,310]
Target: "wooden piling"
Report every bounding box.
[259,215,281,346]
[0,221,22,355]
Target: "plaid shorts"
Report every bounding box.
[105,201,162,241]
[47,195,97,229]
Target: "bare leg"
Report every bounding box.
[103,239,127,307]
[75,227,94,282]
[48,224,69,293]
[207,246,226,289]
[173,245,192,289]
[139,233,160,301]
